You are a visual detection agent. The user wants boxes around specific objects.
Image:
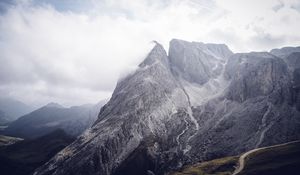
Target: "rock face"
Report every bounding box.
[285,52,300,110]
[34,40,300,175]
[270,46,300,58]
[169,39,232,85]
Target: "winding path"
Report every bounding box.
[232,140,300,175]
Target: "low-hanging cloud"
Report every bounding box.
[0,0,300,107]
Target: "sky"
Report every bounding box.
[0,0,300,107]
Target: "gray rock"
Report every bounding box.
[225,52,291,104]
[285,52,300,110]
[169,39,233,85]
[34,40,300,175]
[270,46,300,58]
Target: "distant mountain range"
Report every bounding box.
[2,100,106,139]
[0,98,34,125]
[0,110,9,125]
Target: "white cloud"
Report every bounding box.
[0,0,299,107]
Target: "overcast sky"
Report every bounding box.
[0,0,300,107]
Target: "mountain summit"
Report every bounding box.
[45,102,64,108]
[35,39,300,175]
[4,101,106,139]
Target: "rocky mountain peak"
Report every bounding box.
[45,102,64,108]
[168,39,233,85]
[169,39,233,59]
[34,40,300,175]
[139,42,169,68]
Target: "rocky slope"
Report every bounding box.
[34,39,300,175]
[3,101,106,139]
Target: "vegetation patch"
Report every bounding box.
[170,156,238,175]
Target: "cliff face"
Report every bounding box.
[168,39,232,85]
[34,40,300,175]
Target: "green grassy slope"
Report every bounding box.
[170,140,300,175]
[239,141,300,175]
[170,156,238,175]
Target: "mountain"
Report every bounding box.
[34,39,300,175]
[0,98,34,124]
[0,129,74,175]
[3,100,106,139]
[0,110,10,125]
[270,46,300,58]
[44,102,64,108]
[170,140,300,175]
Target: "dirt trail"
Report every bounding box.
[232,140,300,175]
